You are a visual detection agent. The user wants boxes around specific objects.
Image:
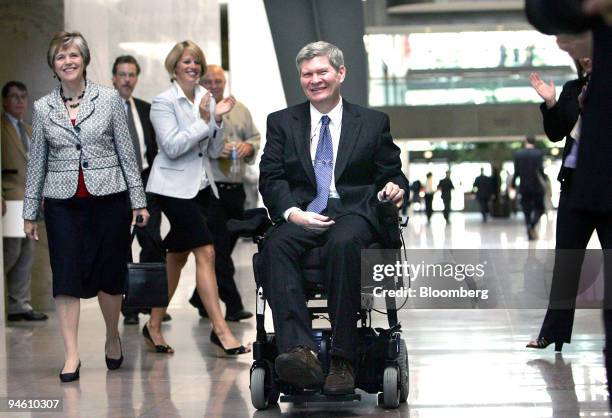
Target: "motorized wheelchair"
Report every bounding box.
[228,201,409,410]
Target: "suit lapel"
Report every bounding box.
[47,86,73,132]
[334,100,362,180]
[291,102,316,187]
[75,82,98,127]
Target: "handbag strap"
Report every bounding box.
[130,220,166,262]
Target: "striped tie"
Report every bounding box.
[307,115,333,213]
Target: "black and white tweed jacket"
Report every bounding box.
[23,81,146,220]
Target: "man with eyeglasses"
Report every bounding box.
[2,81,48,322]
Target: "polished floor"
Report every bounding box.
[1,210,609,417]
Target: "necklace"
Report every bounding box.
[60,81,86,109]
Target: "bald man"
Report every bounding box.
[188,65,260,321]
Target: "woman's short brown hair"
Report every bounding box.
[47,31,91,75]
[164,40,206,81]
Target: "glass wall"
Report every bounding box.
[365,30,576,106]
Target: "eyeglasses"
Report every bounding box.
[7,93,28,101]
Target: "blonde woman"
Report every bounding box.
[145,40,249,356]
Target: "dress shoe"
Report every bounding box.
[123,313,139,325]
[210,330,250,357]
[275,346,324,389]
[59,361,81,383]
[323,357,355,395]
[7,310,48,321]
[105,337,124,370]
[526,337,563,352]
[225,310,253,322]
[142,323,174,354]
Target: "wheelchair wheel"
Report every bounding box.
[382,366,400,409]
[399,339,409,403]
[250,366,279,410]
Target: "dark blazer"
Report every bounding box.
[512,147,545,195]
[259,99,408,235]
[133,97,157,182]
[540,78,584,184]
[570,21,612,212]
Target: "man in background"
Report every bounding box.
[188,64,259,321]
[2,81,47,321]
[512,136,545,240]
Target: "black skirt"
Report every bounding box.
[156,187,214,253]
[44,192,131,298]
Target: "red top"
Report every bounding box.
[71,119,90,198]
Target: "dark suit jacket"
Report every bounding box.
[540,78,584,184]
[512,147,545,195]
[259,99,408,235]
[570,21,612,211]
[133,97,157,182]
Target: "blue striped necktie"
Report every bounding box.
[307,115,333,213]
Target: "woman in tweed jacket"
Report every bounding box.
[23,31,149,381]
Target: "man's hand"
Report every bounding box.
[132,208,150,227]
[214,96,236,121]
[379,182,405,208]
[529,72,557,108]
[219,142,254,159]
[556,32,593,60]
[288,210,335,232]
[24,220,39,241]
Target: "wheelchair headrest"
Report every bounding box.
[227,208,272,237]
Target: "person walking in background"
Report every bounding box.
[424,172,434,223]
[526,58,593,351]
[512,136,545,240]
[23,32,149,381]
[188,64,258,322]
[111,55,169,326]
[473,168,493,223]
[437,170,454,224]
[2,81,48,322]
[145,40,249,356]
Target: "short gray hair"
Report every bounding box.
[295,41,344,73]
[47,31,91,73]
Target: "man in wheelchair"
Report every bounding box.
[258,41,409,396]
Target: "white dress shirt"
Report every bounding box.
[283,98,343,220]
[123,97,148,171]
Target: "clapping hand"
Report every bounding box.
[215,95,236,120]
[529,72,556,108]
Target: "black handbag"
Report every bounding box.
[124,227,169,308]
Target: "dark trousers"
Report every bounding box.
[190,184,246,314]
[259,200,375,363]
[122,190,163,316]
[477,197,489,222]
[424,193,434,221]
[442,197,451,221]
[520,191,545,229]
[539,189,612,343]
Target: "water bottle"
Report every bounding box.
[229,141,241,182]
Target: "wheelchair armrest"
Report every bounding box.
[227,208,273,238]
[376,200,403,248]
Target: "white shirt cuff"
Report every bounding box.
[283,207,302,222]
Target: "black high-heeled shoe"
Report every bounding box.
[105,336,124,370]
[59,360,81,383]
[210,330,250,357]
[526,337,563,352]
[142,323,174,354]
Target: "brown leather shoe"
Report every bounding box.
[323,357,355,395]
[275,346,324,389]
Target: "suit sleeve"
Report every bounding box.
[259,113,299,222]
[110,92,146,210]
[540,80,579,142]
[206,97,225,159]
[22,101,48,221]
[150,94,214,159]
[373,114,409,194]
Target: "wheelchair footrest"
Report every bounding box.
[280,393,361,404]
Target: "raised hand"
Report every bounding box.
[199,92,212,123]
[529,72,556,107]
[215,95,236,117]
